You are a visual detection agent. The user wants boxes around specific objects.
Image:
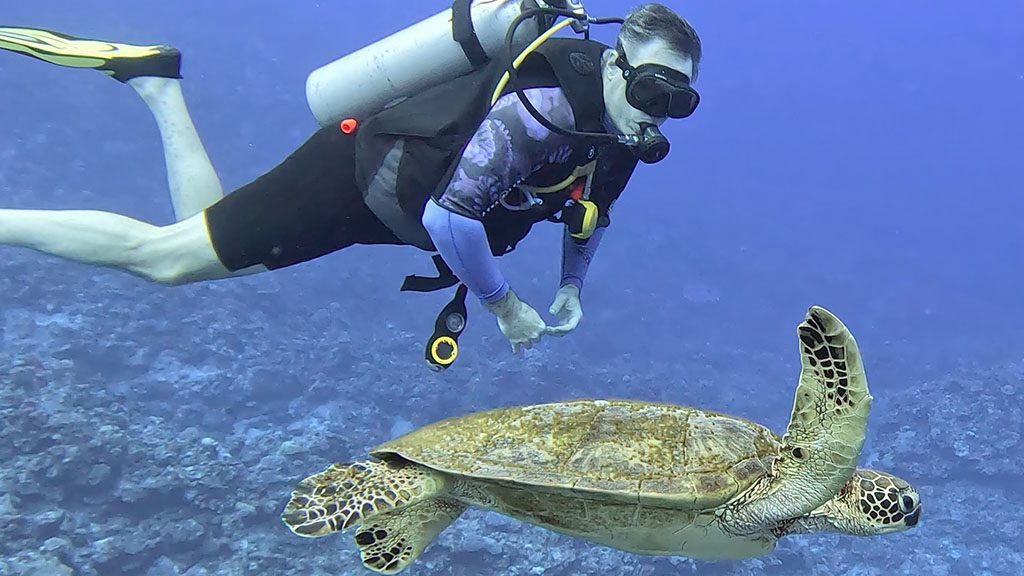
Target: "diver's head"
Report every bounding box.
[602,4,702,160]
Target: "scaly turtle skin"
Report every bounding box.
[282,306,922,574]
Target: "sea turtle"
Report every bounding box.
[282,306,921,574]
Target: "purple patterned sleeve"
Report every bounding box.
[422,87,579,302]
[435,87,577,219]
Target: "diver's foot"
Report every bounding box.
[0,26,181,82]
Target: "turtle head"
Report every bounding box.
[847,469,921,534]
[814,469,921,536]
[785,469,921,537]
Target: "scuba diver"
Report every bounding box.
[0,2,701,368]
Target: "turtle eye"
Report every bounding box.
[900,494,916,513]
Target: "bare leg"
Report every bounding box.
[128,76,223,221]
[0,76,264,284]
[0,209,260,285]
[0,29,222,219]
[0,31,265,284]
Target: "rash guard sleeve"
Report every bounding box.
[560,225,606,291]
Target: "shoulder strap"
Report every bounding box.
[528,38,609,133]
[451,0,489,67]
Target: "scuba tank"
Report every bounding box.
[305,0,562,128]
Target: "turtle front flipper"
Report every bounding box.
[281,459,448,537]
[733,306,872,531]
[354,498,467,574]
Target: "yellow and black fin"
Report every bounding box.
[0,26,181,82]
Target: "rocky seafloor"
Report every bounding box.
[1,251,1021,576]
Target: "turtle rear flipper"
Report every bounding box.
[354,498,467,574]
[282,459,448,536]
[736,306,872,530]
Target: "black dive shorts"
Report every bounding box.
[205,127,401,271]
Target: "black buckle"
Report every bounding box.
[402,254,460,293]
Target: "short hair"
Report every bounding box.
[617,3,703,80]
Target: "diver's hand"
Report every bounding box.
[545,284,583,337]
[484,289,548,353]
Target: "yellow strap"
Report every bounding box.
[570,199,599,240]
[490,18,575,106]
[521,160,596,195]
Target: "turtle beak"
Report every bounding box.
[904,505,921,527]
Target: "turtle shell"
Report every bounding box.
[371,399,782,510]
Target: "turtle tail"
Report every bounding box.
[281,459,448,536]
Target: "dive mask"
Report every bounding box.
[615,44,700,119]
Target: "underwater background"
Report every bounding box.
[1,0,1022,574]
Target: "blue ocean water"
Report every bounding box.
[1,1,1022,575]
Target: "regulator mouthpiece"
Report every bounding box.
[632,122,670,164]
